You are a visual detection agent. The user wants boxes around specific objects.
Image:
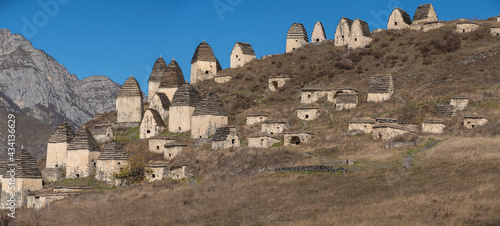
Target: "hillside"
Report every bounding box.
[10,19,500,225]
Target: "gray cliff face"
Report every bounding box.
[0,28,121,127]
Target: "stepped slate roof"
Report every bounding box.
[67,127,101,152]
[287,23,309,42]
[393,8,412,25]
[151,93,170,109]
[336,93,358,104]
[248,133,281,140]
[97,141,129,161]
[354,19,371,37]
[234,42,255,55]
[149,56,167,83]
[464,115,488,119]
[0,161,8,177]
[159,59,185,88]
[193,91,227,116]
[48,122,75,143]
[369,75,393,93]
[170,83,202,107]
[434,105,456,117]
[191,41,220,66]
[212,127,237,142]
[118,76,142,98]
[298,105,320,110]
[3,148,42,179]
[373,123,417,133]
[413,3,434,21]
[350,118,376,124]
[247,112,270,117]
[144,109,166,128]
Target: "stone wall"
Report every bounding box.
[367,93,392,103]
[214,75,233,83]
[157,87,178,103]
[149,94,169,121]
[464,117,488,129]
[191,115,228,139]
[275,165,347,173]
[164,144,187,160]
[230,46,255,68]
[46,142,68,168]
[27,193,74,210]
[350,19,373,49]
[286,38,308,53]
[300,90,327,104]
[191,61,220,84]
[388,8,412,30]
[1,178,43,209]
[326,89,358,103]
[490,27,500,36]
[268,77,290,92]
[284,132,312,146]
[116,96,143,123]
[422,21,445,32]
[455,23,481,33]
[297,108,320,121]
[148,138,176,154]
[246,115,268,125]
[147,81,161,102]
[348,122,375,133]
[450,97,469,111]
[169,106,195,133]
[335,18,352,47]
[66,149,99,178]
[139,110,166,139]
[311,21,326,43]
[41,167,64,182]
[372,126,415,140]
[95,159,128,184]
[93,126,113,144]
[422,122,446,134]
[248,136,280,148]
[261,122,287,135]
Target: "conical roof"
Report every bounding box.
[193,91,227,116]
[159,58,185,88]
[149,56,167,83]
[191,41,219,64]
[67,127,101,152]
[3,148,42,178]
[170,83,201,107]
[118,76,142,98]
[48,122,75,143]
[97,141,129,161]
[287,23,308,42]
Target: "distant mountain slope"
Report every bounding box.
[0,28,121,127]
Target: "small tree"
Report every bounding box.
[114,155,151,184]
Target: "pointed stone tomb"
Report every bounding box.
[286,23,308,53]
[1,148,43,209]
[148,56,167,102]
[335,17,354,47]
[95,141,129,184]
[212,126,240,150]
[191,91,228,139]
[413,3,438,24]
[388,8,412,30]
[169,83,202,133]
[230,42,256,68]
[66,127,101,178]
[149,92,170,122]
[116,76,144,124]
[191,41,222,84]
[140,108,166,139]
[158,58,185,101]
[311,21,326,43]
[350,19,373,49]
[46,122,75,169]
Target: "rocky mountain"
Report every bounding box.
[0,28,121,127]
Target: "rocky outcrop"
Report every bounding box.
[0,28,120,127]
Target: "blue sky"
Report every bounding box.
[1,0,499,96]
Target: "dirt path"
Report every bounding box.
[402,139,440,168]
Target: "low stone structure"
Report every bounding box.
[455,22,481,33]
[422,21,445,32]
[311,21,326,43]
[283,131,313,146]
[498,15,500,23]
[367,74,394,102]
[140,109,166,139]
[297,105,320,121]
[348,119,376,133]
[268,75,291,92]
[163,143,188,160]
[190,41,222,84]
[169,83,201,133]
[230,42,256,68]
[27,192,76,210]
[145,161,187,182]
[211,127,240,150]
[376,118,398,124]
[148,56,167,102]
[434,105,456,117]
[286,23,308,53]
[463,116,488,129]
[149,93,170,121]
[95,141,129,185]
[388,8,412,30]
[300,87,328,104]
[214,74,234,83]
[450,97,469,111]
[422,120,446,134]
[157,58,185,101]
[148,136,176,154]
[66,127,101,179]
[246,113,269,125]
[248,133,281,148]
[1,148,43,209]
[371,123,417,140]
[335,93,358,110]
[490,27,500,36]
[191,91,228,139]
[261,120,287,135]
[91,124,113,143]
[413,3,438,24]
[116,76,143,124]
[326,88,358,103]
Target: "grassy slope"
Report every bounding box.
[11,19,500,225]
